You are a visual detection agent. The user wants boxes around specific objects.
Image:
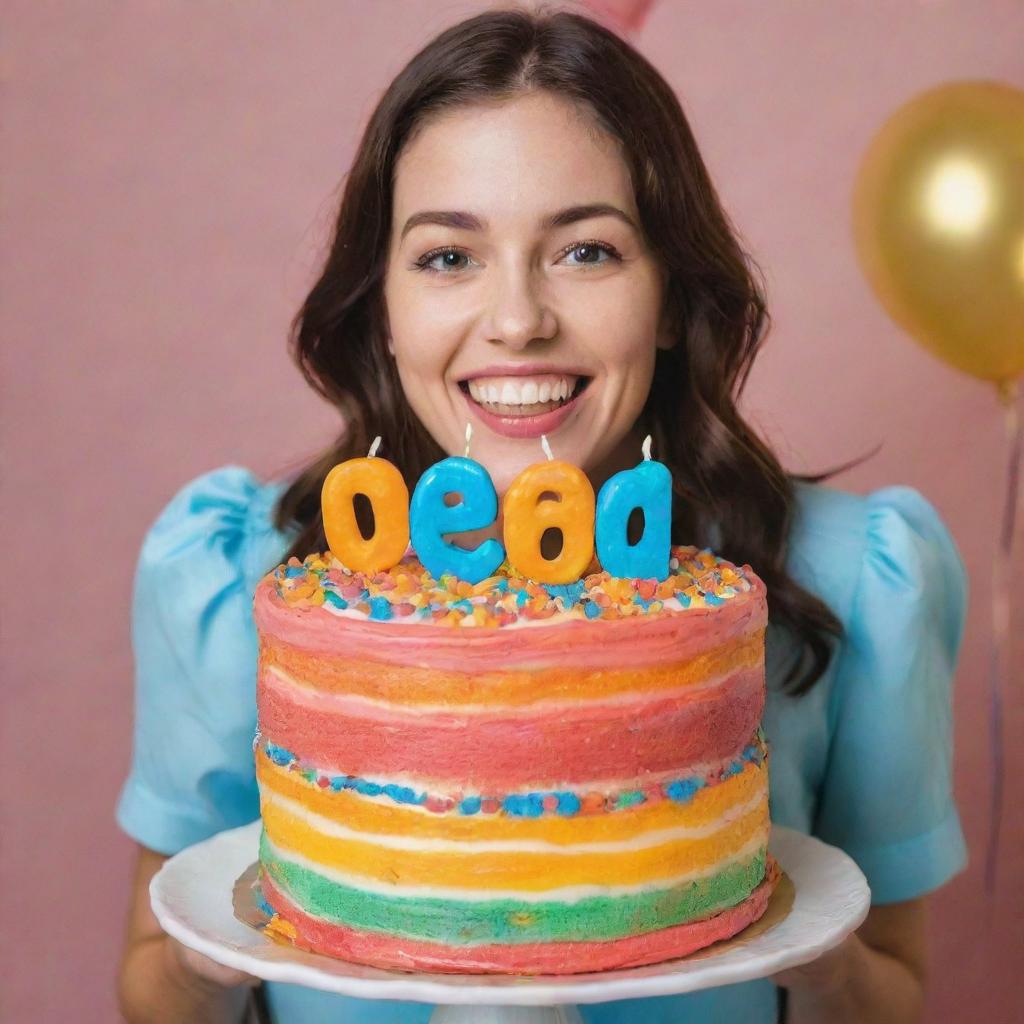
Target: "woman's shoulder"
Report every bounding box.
[138,465,293,595]
[786,478,967,629]
[792,479,970,900]
[121,467,292,852]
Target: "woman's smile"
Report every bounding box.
[457,364,593,439]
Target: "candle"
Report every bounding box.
[409,425,505,584]
[322,436,410,574]
[503,435,595,584]
[595,434,671,581]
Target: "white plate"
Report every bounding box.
[151,822,869,1007]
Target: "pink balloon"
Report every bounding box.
[581,0,656,35]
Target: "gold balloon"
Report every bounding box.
[853,81,1024,385]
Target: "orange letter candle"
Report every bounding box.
[503,436,595,584]
[322,437,410,574]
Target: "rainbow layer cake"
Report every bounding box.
[253,546,778,974]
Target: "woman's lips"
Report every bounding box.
[460,383,585,439]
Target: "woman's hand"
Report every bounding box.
[771,899,927,1024]
[119,844,258,1023]
[165,933,259,992]
[771,931,862,998]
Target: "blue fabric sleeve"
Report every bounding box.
[116,467,284,855]
[813,486,969,903]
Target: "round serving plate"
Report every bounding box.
[151,822,868,1020]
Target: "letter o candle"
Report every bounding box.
[321,437,410,574]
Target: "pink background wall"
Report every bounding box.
[3,2,1021,1020]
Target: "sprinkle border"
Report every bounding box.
[270,545,753,628]
[256,729,767,820]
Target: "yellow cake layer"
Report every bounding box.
[260,793,769,891]
[256,754,767,845]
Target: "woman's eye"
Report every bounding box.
[413,240,621,274]
[415,247,472,273]
[561,241,620,267]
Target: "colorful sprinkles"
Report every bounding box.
[269,545,752,628]
[256,730,767,820]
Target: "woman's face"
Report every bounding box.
[383,91,672,493]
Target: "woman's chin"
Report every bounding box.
[481,457,539,497]
[471,441,594,495]
[436,402,605,487]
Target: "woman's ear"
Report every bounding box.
[382,306,396,356]
[655,272,678,351]
[655,299,678,351]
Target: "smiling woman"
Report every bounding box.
[115,6,971,1024]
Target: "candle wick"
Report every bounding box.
[464,422,473,458]
[368,435,382,459]
[541,435,554,461]
[642,434,652,461]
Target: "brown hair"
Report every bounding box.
[274,5,845,694]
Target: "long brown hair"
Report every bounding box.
[274,5,844,695]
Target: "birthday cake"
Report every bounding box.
[252,546,778,975]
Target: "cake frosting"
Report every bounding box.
[253,545,778,974]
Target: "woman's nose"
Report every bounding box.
[484,266,558,350]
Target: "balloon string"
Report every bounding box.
[986,379,1022,893]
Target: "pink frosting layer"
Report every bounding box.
[254,576,767,673]
[257,665,764,787]
[260,857,780,974]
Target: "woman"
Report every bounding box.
[117,8,966,1022]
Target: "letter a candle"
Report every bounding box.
[596,434,672,581]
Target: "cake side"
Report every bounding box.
[254,549,775,974]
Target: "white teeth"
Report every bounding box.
[464,373,582,410]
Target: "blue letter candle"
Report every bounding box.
[410,455,505,584]
[595,435,672,581]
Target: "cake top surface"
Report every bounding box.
[264,545,757,628]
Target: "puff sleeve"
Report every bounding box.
[115,467,290,855]
[813,486,969,903]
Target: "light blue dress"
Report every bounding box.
[116,468,969,1024]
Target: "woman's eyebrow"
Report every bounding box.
[399,203,638,241]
